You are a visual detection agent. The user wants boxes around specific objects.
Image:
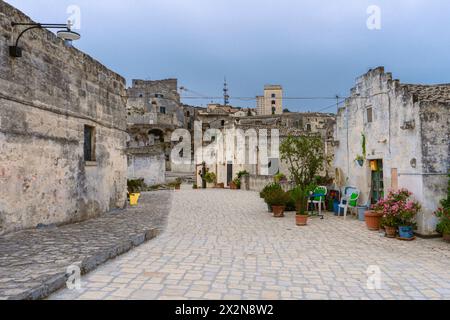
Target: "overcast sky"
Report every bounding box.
[6,0,450,111]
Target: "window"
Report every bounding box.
[83,125,95,162]
[160,106,166,114]
[155,93,164,98]
[271,93,276,98]
[306,124,312,132]
[271,107,276,115]
[221,120,225,126]
[139,94,143,98]
[366,107,373,123]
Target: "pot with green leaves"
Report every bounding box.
[435,208,450,242]
[265,189,290,218]
[355,155,364,167]
[290,185,314,226]
[204,172,216,188]
[260,183,283,212]
[435,175,450,242]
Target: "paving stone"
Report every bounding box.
[0,191,171,300]
[49,189,450,300]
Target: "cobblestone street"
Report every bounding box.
[50,189,450,300]
[0,191,171,300]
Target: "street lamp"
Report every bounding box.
[9,22,81,58]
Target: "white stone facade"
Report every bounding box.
[333,67,450,235]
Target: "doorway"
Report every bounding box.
[371,159,384,204]
[227,162,233,186]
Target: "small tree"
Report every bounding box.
[280,135,327,214]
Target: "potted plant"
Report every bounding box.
[265,189,290,218]
[355,155,364,167]
[290,186,311,226]
[396,191,420,240]
[372,189,420,238]
[193,183,198,189]
[174,178,182,190]
[274,172,287,184]
[280,135,328,224]
[291,184,317,225]
[261,183,283,212]
[380,215,398,238]
[230,177,241,190]
[435,207,450,242]
[364,210,384,231]
[435,175,450,242]
[204,172,216,188]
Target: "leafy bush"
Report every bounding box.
[274,173,287,183]
[435,174,450,235]
[127,179,145,193]
[204,172,216,184]
[285,190,296,211]
[237,170,249,179]
[290,184,316,215]
[260,183,282,199]
[371,189,421,228]
[435,207,450,235]
[232,177,241,189]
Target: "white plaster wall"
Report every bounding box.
[128,154,165,186]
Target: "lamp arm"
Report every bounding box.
[12,23,70,48]
[14,25,42,47]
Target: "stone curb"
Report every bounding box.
[5,228,161,300]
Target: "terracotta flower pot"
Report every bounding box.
[443,233,450,243]
[175,185,181,190]
[385,226,397,238]
[296,215,308,226]
[229,182,238,190]
[272,205,285,218]
[365,210,383,231]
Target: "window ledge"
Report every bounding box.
[85,161,97,167]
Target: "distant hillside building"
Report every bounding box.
[257,85,283,115]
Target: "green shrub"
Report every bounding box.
[204,172,216,184]
[233,177,241,189]
[237,170,249,179]
[265,189,290,207]
[260,183,282,199]
[274,173,287,183]
[127,179,145,193]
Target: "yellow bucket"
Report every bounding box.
[129,193,140,206]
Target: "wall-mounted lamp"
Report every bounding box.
[9,22,81,58]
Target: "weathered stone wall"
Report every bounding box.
[127,153,165,186]
[333,67,449,235]
[0,1,127,234]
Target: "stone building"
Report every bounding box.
[256,85,283,115]
[196,112,336,189]
[0,1,127,234]
[126,79,195,185]
[334,67,449,235]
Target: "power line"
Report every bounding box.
[180,96,346,101]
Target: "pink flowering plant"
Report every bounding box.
[371,189,421,228]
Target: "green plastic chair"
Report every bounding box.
[309,186,328,215]
[338,189,360,220]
